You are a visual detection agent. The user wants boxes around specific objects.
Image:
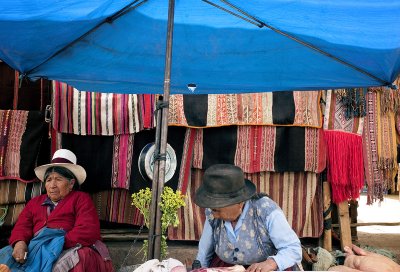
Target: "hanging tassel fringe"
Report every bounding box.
[324,130,365,203]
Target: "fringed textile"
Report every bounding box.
[168,91,322,128]
[363,91,384,203]
[369,86,400,115]
[0,180,42,205]
[363,90,398,204]
[167,169,323,241]
[323,90,365,203]
[334,88,367,119]
[192,125,326,173]
[376,98,397,190]
[52,81,155,135]
[0,110,45,182]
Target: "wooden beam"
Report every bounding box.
[323,181,332,251]
[337,201,352,251]
[332,222,400,227]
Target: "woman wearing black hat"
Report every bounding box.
[194,164,302,271]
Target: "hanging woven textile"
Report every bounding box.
[168,91,322,128]
[167,170,323,241]
[0,110,45,182]
[52,81,155,135]
[363,88,398,204]
[323,90,365,204]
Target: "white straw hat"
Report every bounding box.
[34,149,86,185]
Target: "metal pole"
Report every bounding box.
[147,0,176,260]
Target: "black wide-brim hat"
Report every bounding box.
[194,164,256,208]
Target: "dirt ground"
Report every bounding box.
[356,193,400,262]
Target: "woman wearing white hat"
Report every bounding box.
[0,149,114,272]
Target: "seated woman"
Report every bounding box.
[194,164,302,271]
[0,149,114,272]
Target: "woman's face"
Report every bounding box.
[45,171,75,202]
[211,202,244,222]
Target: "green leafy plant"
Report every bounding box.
[131,186,185,260]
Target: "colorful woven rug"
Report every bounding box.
[191,125,326,173]
[0,110,45,182]
[363,90,398,204]
[168,170,323,240]
[323,90,365,203]
[0,180,42,205]
[52,81,155,135]
[168,91,322,128]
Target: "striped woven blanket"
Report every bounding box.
[0,180,42,205]
[91,189,144,226]
[168,169,323,240]
[168,91,322,128]
[0,110,45,182]
[52,81,155,135]
[192,125,326,173]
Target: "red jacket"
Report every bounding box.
[9,191,101,249]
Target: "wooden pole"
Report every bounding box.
[349,200,358,241]
[147,0,176,261]
[337,201,352,251]
[323,181,332,251]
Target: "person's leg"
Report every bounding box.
[342,244,400,272]
[328,265,361,272]
[69,247,114,272]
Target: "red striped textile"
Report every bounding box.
[0,110,44,182]
[111,134,134,190]
[91,189,144,226]
[235,126,326,173]
[191,126,326,174]
[52,81,155,135]
[168,170,323,241]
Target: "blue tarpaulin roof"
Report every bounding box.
[0,0,399,94]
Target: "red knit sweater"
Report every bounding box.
[9,191,101,249]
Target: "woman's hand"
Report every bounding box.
[246,258,278,272]
[12,240,28,264]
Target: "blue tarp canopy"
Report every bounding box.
[0,0,399,94]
